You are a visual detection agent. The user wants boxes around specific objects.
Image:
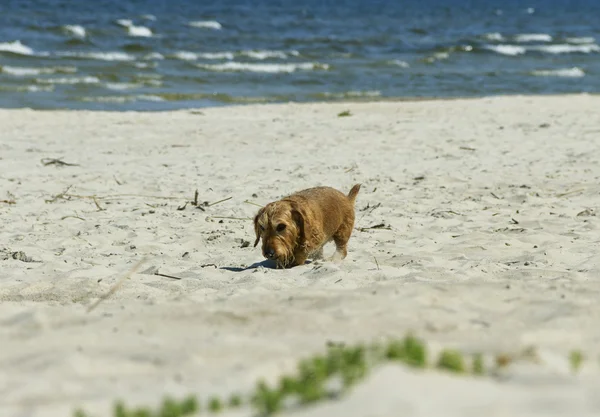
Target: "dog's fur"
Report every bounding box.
[253,184,361,268]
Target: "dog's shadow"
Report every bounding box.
[220,259,313,272]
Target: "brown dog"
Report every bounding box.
[253,184,361,268]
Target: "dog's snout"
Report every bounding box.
[265,248,276,259]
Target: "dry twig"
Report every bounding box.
[41,158,79,167]
[358,223,391,232]
[207,196,232,207]
[210,216,252,221]
[154,271,183,280]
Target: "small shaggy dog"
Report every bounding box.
[253,184,361,268]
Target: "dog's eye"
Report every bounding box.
[276,224,286,232]
[259,225,265,232]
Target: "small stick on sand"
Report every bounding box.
[0,199,16,205]
[114,175,123,185]
[45,185,73,203]
[92,196,104,211]
[86,257,146,313]
[207,196,232,207]
[67,193,183,200]
[490,192,501,199]
[193,189,199,206]
[374,256,380,270]
[61,215,85,221]
[358,223,391,232]
[557,188,585,198]
[41,158,79,167]
[358,202,381,223]
[154,271,183,280]
[244,200,263,208]
[210,216,252,221]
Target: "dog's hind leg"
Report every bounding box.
[331,219,354,261]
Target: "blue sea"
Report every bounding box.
[0,0,598,111]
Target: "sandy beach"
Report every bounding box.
[2,95,600,416]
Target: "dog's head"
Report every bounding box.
[253,200,306,268]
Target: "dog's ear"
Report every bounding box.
[291,204,308,246]
[253,208,264,247]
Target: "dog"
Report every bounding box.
[253,184,361,268]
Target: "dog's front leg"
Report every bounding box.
[291,249,308,267]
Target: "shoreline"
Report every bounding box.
[1,91,598,113]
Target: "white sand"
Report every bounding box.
[1,95,600,416]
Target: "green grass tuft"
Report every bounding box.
[403,334,427,368]
[228,393,242,408]
[208,396,223,413]
[253,380,283,415]
[384,334,427,368]
[436,349,465,373]
[337,110,352,117]
[570,350,584,373]
[472,353,485,375]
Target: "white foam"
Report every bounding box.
[36,76,100,85]
[1,66,45,76]
[565,37,596,45]
[141,78,162,87]
[133,73,163,87]
[531,44,600,54]
[0,65,76,76]
[188,21,222,30]
[198,52,235,60]
[143,52,164,60]
[84,94,165,103]
[515,33,553,42]
[197,62,328,73]
[1,85,55,92]
[57,51,135,61]
[391,60,409,68]
[116,19,133,27]
[105,82,140,90]
[484,32,505,42]
[0,40,34,56]
[526,7,535,14]
[485,44,526,56]
[141,14,156,21]
[172,51,238,61]
[63,25,86,39]
[24,85,54,92]
[242,50,289,60]
[81,96,131,103]
[138,95,164,101]
[424,52,450,63]
[173,51,199,61]
[531,67,585,78]
[128,25,153,37]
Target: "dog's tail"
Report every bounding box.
[347,183,361,204]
